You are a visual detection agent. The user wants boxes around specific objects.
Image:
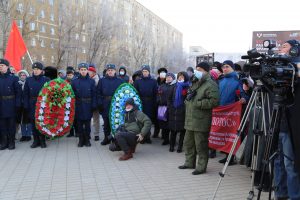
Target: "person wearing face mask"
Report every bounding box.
[178,62,219,175]
[115,98,152,161]
[186,67,194,81]
[118,66,130,83]
[167,71,190,152]
[156,72,177,146]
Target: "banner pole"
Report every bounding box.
[26,50,33,64]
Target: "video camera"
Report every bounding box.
[242,40,298,97]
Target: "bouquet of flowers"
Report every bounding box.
[35,78,75,138]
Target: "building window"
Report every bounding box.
[16,3,23,13]
[29,6,35,15]
[30,22,35,31]
[82,24,85,31]
[50,13,55,21]
[41,55,45,62]
[82,35,86,42]
[40,10,45,18]
[82,48,86,54]
[31,38,36,46]
[50,27,55,35]
[75,33,79,40]
[41,39,45,47]
[49,0,54,6]
[40,25,46,33]
[50,41,55,48]
[17,20,23,28]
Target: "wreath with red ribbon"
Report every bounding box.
[35,78,75,138]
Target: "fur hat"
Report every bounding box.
[196,62,210,72]
[157,67,168,74]
[106,64,116,70]
[78,63,88,69]
[0,59,9,66]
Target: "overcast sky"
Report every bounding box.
[136,0,300,53]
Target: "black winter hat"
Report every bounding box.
[141,65,150,72]
[125,98,135,106]
[32,62,44,70]
[222,60,234,69]
[196,62,210,72]
[0,59,9,66]
[157,67,168,74]
[166,72,175,80]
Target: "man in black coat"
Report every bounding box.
[97,64,124,145]
[0,59,21,150]
[273,40,300,200]
[24,62,50,148]
[134,65,157,143]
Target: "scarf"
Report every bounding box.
[174,81,190,108]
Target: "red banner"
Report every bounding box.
[208,102,242,154]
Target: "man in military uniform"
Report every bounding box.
[134,65,158,143]
[97,64,124,145]
[0,59,21,150]
[178,62,219,175]
[71,63,97,147]
[24,62,50,148]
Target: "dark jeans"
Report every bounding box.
[115,131,137,153]
[274,132,300,200]
[0,117,16,136]
[102,116,111,137]
[76,120,91,136]
[31,119,41,137]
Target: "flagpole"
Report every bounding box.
[26,50,33,64]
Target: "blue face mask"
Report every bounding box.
[194,70,203,80]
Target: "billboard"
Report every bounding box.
[252,30,300,53]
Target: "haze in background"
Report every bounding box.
[136,0,300,53]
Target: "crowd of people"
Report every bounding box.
[1,39,300,199]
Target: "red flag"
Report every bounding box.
[4,21,27,72]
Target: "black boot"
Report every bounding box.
[67,131,74,137]
[8,133,15,150]
[84,134,91,147]
[20,136,27,142]
[177,131,185,153]
[78,134,84,147]
[162,129,170,145]
[101,136,110,145]
[0,134,8,150]
[30,135,40,148]
[169,131,176,152]
[152,128,160,138]
[40,135,47,148]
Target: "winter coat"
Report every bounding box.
[0,71,21,118]
[124,107,152,137]
[184,73,219,132]
[97,75,124,117]
[71,75,97,121]
[218,71,248,106]
[157,81,176,129]
[23,74,50,120]
[287,77,300,175]
[168,82,189,131]
[118,67,130,83]
[134,75,157,121]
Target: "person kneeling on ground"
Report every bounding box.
[115,98,152,161]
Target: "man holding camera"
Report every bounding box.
[178,62,219,175]
[273,40,300,200]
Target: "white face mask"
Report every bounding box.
[194,70,203,80]
[159,72,166,78]
[125,108,132,112]
[178,80,184,83]
[120,71,125,76]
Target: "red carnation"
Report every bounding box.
[50,81,56,87]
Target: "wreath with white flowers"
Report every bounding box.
[109,83,142,136]
[35,78,75,138]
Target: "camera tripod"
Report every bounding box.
[211,83,274,200]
